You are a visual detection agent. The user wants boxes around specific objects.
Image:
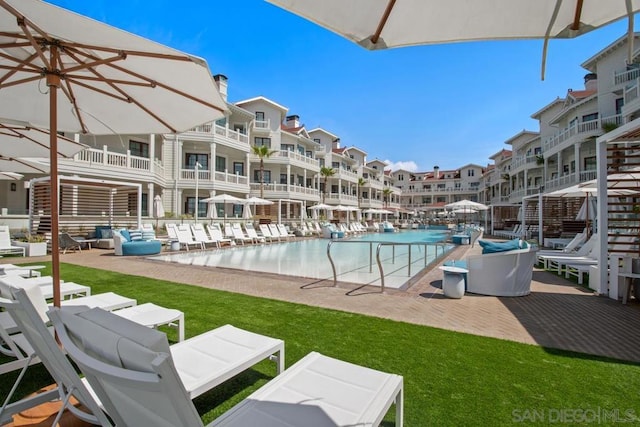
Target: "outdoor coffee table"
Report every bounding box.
[439,265,468,299]
[114,302,185,342]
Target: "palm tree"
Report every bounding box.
[357,177,366,209]
[320,166,336,204]
[382,187,392,208]
[251,144,276,214]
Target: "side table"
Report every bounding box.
[439,265,468,299]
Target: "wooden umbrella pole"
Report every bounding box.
[48,45,61,307]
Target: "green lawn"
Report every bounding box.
[2,263,640,426]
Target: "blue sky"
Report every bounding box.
[51,0,632,171]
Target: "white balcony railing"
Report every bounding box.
[214,171,248,185]
[274,150,319,167]
[249,183,319,197]
[189,123,249,144]
[253,119,270,130]
[579,169,598,182]
[74,146,155,173]
[180,169,210,180]
[542,114,622,153]
[512,155,539,170]
[326,193,358,202]
[614,67,640,86]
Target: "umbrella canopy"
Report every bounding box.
[452,208,478,215]
[0,171,22,180]
[0,157,47,173]
[245,196,274,205]
[0,121,88,158]
[308,203,334,210]
[200,194,245,204]
[267,0,640,79]
[207,202,218,220]
[243,204,252,219]
[445,200,489,211]
[0,0,228,307]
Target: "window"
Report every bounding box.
[616,98,624,115]
[467,169,475,177]
[582,112,598,122]
[331,185,338,193]
[398,174,404,181]
[280,174,287,185]
[254,137,271,148]
[233,162,244,176]
[455,183,461,188]
[253,170,271,183]
[570,160,575,173]
[437,183,445,189]
[313,138,320,143]
[409,185,414,190]
[422,197,431,204]
[255,112,265,121]
[185,197,206,217]
[372,165,378,170]
[584,156,596,170]
[298,145,305,155]
[306,151,313,158]
[129,140,149,158]
[319,159,325,167]
[215,156,226,172]
[332,162,340,169]
[185,153,208,169]
[281,144,294,151]
[534,147,542,155]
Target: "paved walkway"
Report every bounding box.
[14,238,640,363]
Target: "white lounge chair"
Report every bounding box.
[277,223,295,239]
[268,224,288,241]
[176,224,205,251]
[229,223,253,245]
[1,284,285,425]
[49,307,403,427]
[259,224,278,242]
[0,225,25,257]
[191,224,219,248]
[206,224,233,247]
[243,223,265,244]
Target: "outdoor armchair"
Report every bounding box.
[58,232,83,254]
[466,246,538,297]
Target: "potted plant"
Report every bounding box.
[13,233,48,256]
[535,154,544,165]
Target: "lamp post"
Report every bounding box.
[194,162,201,224]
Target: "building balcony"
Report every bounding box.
[360,199,384,209]
[542,114,622,155]
[255,150,319,170]
[251,119,271,134]
[511,155,540,171]
[544,173,578,191]
[67,146,163,180]
[333,168,358,181]
[614,66,640,86]
[622,79,640,119]
[179,168,248,186]
[249,183,319,201]
[185,123,249,150]
[363,177,384,190]
[325,193,358,204]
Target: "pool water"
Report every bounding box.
[150,230,453,290]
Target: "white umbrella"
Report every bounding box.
[445,200,489,211]
[309,203,334,210]
[243,204,252,220]
[0,157,47,173]
[0,171,22,180]
[267,0,640,79]
[0,0,228,306]
[0,120,88,158]
[200,194,245,204]
[207,202,218,220]
[152,195,164,229]
[246,196,274,205]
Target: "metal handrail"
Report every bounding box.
[327,240,450,292]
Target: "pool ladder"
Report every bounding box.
[326,240,450,292]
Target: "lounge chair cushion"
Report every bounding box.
[141,230,156,240]
[63,307,171,370]
[129,230,143,241]
[96,226,112,239]
[479,238,521,254]
[119,229,131,242]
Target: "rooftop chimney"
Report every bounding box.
[333,138,341,149]
[433,165,440,179]
[584,73,597,92]
[285,115,300,128]
[213,74,228,102]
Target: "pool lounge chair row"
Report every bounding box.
[494,224,538,239]
[0,280,404,426]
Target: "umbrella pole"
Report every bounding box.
[48,47,61,307]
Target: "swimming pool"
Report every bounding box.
[150,230,454,290]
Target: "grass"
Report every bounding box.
[3,262,640,426]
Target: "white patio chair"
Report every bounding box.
[259,224,278,242]
[269,224,288,241]
[206,224,232,247]
[191,224,219,248]
[0,264,43,278]
[165,223,179,240]
[277,224,295,239]
[0,225,25,257]
[243,223,265,244]
[176,224,205,251]
[0,287,111,426]
[49,307,403,427]
[230,223,253,245]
